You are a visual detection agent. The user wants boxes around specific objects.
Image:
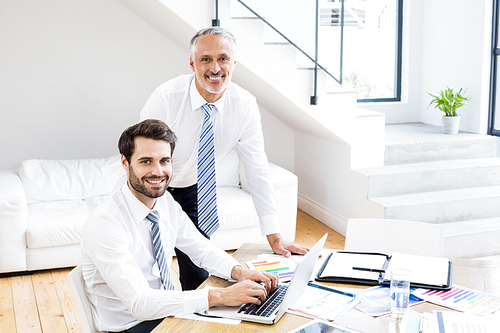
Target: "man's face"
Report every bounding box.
[190,34,236,103]
[122,137,172,208]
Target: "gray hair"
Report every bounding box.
[189,27,237,58]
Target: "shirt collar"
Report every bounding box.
[189,74,226,114]
[121,183,164,224]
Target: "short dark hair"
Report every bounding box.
[118,119,177,163]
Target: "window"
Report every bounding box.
[338,0,403,102]
[228,0,403,102]
[489,0,500,136]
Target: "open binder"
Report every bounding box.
[316,251,453,290]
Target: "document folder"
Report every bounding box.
[315,251,452,290]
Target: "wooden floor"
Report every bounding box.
[0,210,345,333]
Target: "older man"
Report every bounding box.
[140,27,307,291]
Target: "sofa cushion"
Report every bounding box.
[217,187,259,230]
[19,155,124,204]
[216,149,240,188]
[26,197,105,249]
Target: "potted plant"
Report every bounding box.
[428,87,470,134]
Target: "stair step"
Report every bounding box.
[384,124,497,165]
[358,157,500,197]
[444,217,500,258]
[371,185,500,223]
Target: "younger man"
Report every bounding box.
[81,119,277,333]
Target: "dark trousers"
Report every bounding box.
[167,185,209,291]
[115,318,163,333]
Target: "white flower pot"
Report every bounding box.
[442,115,460,134]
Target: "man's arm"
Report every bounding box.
[82,211,211,321]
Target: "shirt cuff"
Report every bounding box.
[259,214,281,236]
[220,257,241,282]
[181,289,210,313]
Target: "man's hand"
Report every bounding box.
[208,280,268,307]
[208,265,278,307]
[230,265,278,292]
[267,233,309,258]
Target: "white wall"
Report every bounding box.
[260,107,295,172]
[0,0,188,170]
[418,0,492,134]
[294,131,383,234]
[0,0,295,172]
[4,0,495,236]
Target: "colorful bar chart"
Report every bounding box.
[247,257,297,282]
[412,286,500,316]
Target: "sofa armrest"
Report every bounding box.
[0,171,28,273]
[268,163,298,243]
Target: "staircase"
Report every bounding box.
[320,1,366,28]
[355,123,500,258]
[117,0,500,258]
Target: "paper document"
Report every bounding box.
[318,252,387,280]
[418,311,499,333]
[354,286,423,317]
[246,255,298,282]
[385,253,449,286]
[412,285,500,316]
[247,249,332,283]
[288,283,358,321]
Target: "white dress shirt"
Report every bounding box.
[140,74,280,235]
[81,184,240,332]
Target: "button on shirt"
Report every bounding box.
[140,74,280,235]
[81,184,239,332]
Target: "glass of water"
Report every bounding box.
[390,269,410,319]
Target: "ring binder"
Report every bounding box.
[316,251,453,291]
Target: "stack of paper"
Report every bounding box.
[401,309,499,333]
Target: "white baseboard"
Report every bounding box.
[298,194,348,236]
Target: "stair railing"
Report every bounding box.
[212,0,344,105]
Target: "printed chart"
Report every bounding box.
[246,255,298,282]
[412,286,500,316]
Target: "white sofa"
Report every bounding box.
[0,150,298,274]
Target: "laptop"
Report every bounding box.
[204,233,328,324]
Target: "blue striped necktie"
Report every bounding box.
[197,103,219,237]
[146,210,174,290]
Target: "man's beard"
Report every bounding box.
[197,70,229,94]
[128,164,169,199]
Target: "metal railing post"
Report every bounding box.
[213,0,220,26]
[310,0,319,105]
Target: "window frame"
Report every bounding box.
[489,0,500,136]
[357,0,403,103]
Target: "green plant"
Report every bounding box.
[428,87,470,117]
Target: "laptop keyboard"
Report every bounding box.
[238,284,288,317]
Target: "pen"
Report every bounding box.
[307,282,356,298]
[194,311,222,319]
[352,267,385,273]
